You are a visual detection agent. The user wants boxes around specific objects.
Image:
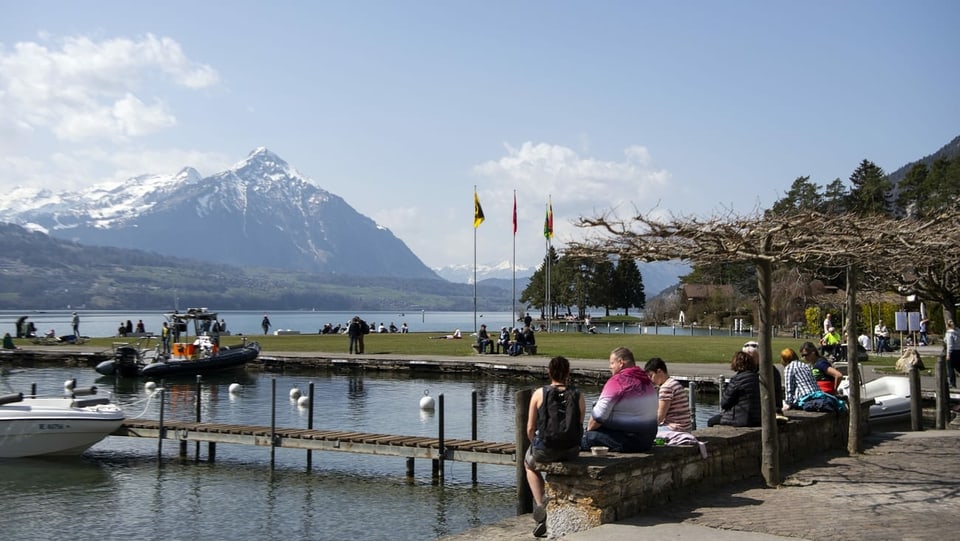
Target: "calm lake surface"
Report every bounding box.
[1,367,719,540]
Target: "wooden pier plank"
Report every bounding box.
[111,420,516,465]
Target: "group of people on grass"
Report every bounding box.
[523,340,848,538]
[475,324,536,355]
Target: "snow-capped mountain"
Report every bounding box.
[0,148,439,279]
[433,260,532,283]
[435,259,689,296]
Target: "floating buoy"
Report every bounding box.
[289,387,301,400]
[145,381,158,392]
[228,383,241,394]
[297,395,310,408]
[419,390,435,411]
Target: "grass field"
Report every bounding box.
[71,332,896,368]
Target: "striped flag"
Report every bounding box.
[474,191,485,228]
[543,198,553,239]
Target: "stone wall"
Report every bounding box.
[537,410,849,536]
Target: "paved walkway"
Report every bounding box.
[443,428,960,541]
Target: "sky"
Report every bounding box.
[2,1,958,272]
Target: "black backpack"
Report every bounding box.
[360,320,370,335]
[537,385,582,449]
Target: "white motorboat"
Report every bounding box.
[840,375,912,423]
[0,386,125,458]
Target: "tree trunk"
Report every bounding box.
[756,258,780,486]
[846,264,862,454]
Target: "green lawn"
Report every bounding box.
[70,332,896,368]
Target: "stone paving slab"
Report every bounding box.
[442,429,960,541]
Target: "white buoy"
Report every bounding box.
[419,390,435,411]
[289,387,301,400]
[145,381,158,392]
[297,395,310,408]
[228,383,241,394]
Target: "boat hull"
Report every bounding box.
[139,342,260,378]
[0,398,125,458]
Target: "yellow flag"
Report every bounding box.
[474,191,485,228]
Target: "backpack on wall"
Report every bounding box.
[537,385,583,449]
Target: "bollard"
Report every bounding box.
[908,367,923,431]
[936,355,949,429]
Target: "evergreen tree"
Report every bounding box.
[768,176,822,215]
[613,257,645,316]
[847,159,892,215]
[822,177,849,214]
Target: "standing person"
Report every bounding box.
[823,313,832,336]
[71,312,80,336]
[874,320,891,352]
[161,322,171,355]
[781,348,820,410]
[261,314,271,335]
[708,350,761,427]
[946,320,960,388]
[919,317,930,346]
[644,357,692,432]
[347,317,361,354]
[524,312,533,329]
[582,347,658,453]
[524,356,585,538]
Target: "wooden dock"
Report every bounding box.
[113,419,517,466]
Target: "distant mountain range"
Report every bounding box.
[434,260,690,298]
[0,148,438,279]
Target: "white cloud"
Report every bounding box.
[0,33,218,141]
[395,141,674,269]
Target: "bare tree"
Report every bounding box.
[569,206,960,486]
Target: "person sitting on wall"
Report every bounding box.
[2,332,19,350]
[475,324,493,353]
[582,347,658,453]
[497,326,511,353]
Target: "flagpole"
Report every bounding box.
[512,190,517,326]
[473,185,478,334]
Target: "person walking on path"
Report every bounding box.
[946,320,960,388]
[524,356,585,538]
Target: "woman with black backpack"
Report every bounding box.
[524,356,585,538]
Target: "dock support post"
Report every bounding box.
[307,382,315,471]
[195,375,202,461]
[471,389,478,484]
[688,381,698,430]
[158,385,166,465]
[515,388,532,516]
[437,393,445,485]
[270,378,276,469]
[406,458,415,478]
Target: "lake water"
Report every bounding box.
[1,309,757,339]
[1,367,719,540]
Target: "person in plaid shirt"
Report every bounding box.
[781,347,820,410]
